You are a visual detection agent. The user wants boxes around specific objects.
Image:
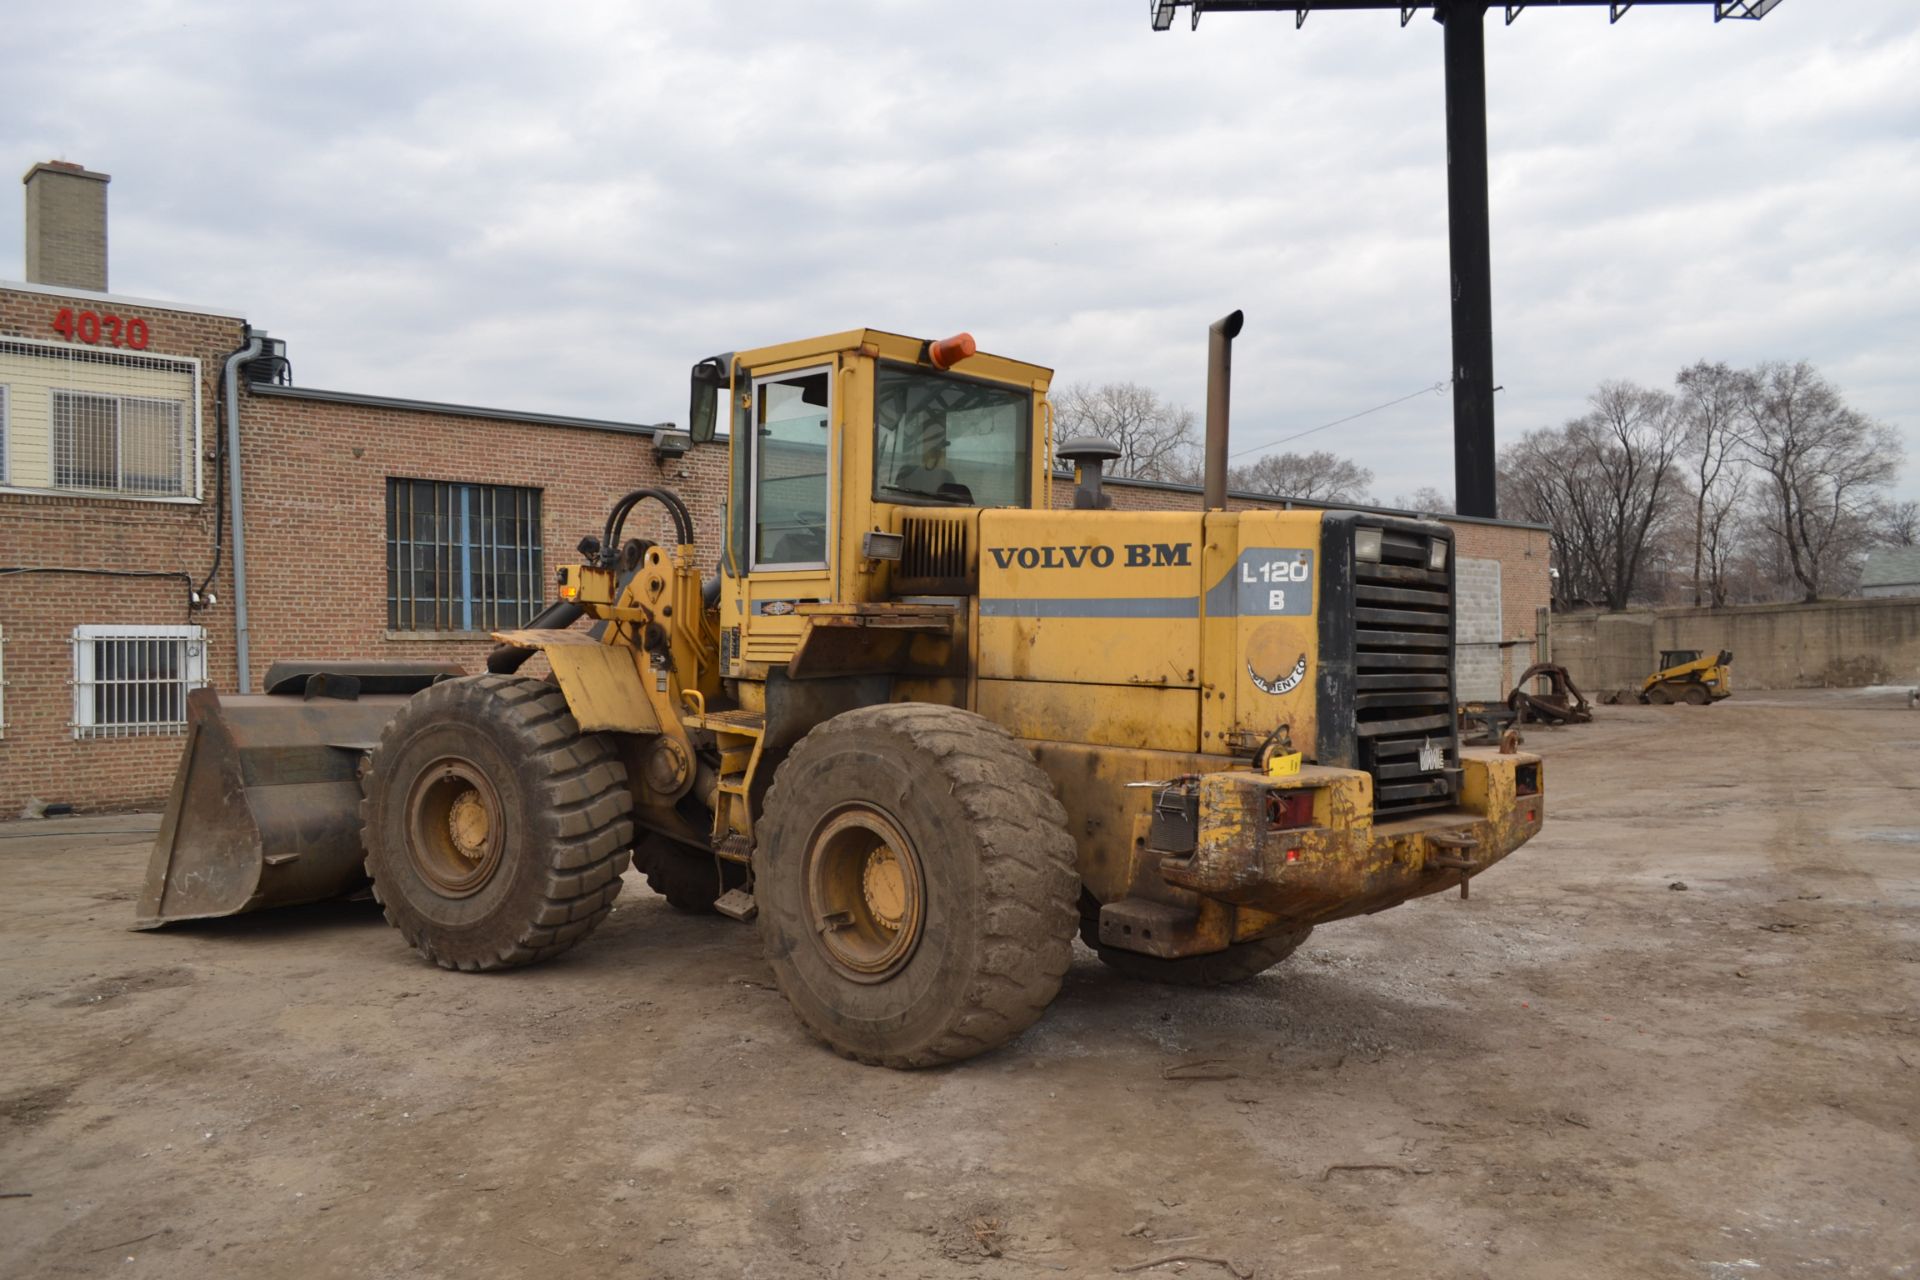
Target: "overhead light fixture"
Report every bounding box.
[1152,0,1178,32]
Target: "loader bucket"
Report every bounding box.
[135,663,462,928]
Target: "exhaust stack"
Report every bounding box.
[1204,309,1244,511]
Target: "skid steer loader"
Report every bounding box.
[139,318,1546,1067]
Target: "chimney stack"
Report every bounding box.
[23,160,110,292]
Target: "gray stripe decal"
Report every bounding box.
[979,597,1199,619]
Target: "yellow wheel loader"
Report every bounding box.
[1640,649,1733,705]
[139,318,1546,1068]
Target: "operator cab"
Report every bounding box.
[685,330,1053,644]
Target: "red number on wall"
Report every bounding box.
[52,308,149,348]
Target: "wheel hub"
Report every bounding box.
[805,807,925,982]
[404,757,506,898]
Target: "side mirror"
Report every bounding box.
[688,354,732,444]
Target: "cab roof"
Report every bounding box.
[733,328,1052,391]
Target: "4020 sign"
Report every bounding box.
[50,308,151,350]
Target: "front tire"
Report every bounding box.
[1081,918,1312,986]
[756,704,1079,1068]
[360,675,635,971]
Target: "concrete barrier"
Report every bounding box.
[1550,598,1920,692]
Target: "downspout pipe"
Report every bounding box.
[222,327,264,692]
[1203,309,1244,511]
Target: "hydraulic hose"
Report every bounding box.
[603,487,693,555]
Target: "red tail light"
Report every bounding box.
[1267,789,1315,829]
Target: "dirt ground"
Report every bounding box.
[2,690,1916,1279]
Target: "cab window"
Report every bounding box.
[752,368,832,570]
[873,363,1031,508]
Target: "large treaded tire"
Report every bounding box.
[1081,918,1312,987]
[359,674,635,971]
[757,704,1079,1068]
[637,835,744,914]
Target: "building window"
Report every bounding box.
[52,391,187,495]
[0,623,9,739]
[387,479,545,633]
[0,337,199,501]
[71,625,208,739]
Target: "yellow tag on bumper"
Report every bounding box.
[1266,751,1302,777]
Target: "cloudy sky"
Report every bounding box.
[4,1,1915,504]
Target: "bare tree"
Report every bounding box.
[1382,485,1454,515]
[1227,450,1373,503]
[1499,380,1687,610]
[1737,361,1901,602]
[1874,498,1920,547]
[1675,361,1747,607]
[1053,382,1199,482]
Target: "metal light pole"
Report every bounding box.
[1150,0,1786,518]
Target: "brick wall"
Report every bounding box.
[236,391,728,680]
[22,164,109,292]
[0,278,735,814]
[1,283,245,813]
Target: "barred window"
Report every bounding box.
[387,479,545,632]
[52,390,187,496]
[0,337,200,501]
[71,625,208,739]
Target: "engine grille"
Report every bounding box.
[895,512,975,594]
[1351,525,1458,816]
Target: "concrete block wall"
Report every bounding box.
[1455,557,1503,699]
[1551,598,1920,692]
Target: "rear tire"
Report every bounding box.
[1682,684,1711,706]
[360,675,635,971]
[1081,918,1312,986]
[756,704,1078,1068]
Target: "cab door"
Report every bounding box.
[736,359,838,669]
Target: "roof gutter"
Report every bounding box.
[223,327,264,692]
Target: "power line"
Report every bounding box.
[1228,381,1451,461]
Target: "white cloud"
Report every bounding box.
[3,0,1914,502]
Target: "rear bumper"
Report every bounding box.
[1156,747,1544,927]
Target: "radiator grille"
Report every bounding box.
[1353,527,1457,816]
[895,513,974,593]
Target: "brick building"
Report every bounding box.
[0,159,1549,815]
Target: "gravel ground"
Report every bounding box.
[2,690,1916,1279]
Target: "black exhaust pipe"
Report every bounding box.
[1204,309,1244,511]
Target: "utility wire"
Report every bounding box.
[1228,380,1450,461]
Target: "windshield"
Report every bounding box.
[873,363,1031,507]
